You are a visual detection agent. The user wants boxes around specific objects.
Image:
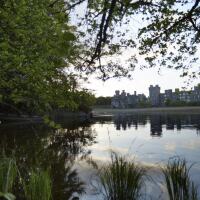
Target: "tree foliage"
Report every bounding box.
[0,0,94,114]
[95,96,112,106]
[66,0,200,80]
[1,0,200,114]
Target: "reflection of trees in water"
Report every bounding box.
[0,124,96,200]
[41,127,96,200]
[113,114,200,137]
[47,127,96,162]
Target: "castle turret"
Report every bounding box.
[115,90,120,96]
[149,85,160,106]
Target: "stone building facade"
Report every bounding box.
[111,90,147,108]
[149,84,200,106]
[111,84,200,108]
[149,85,160,106]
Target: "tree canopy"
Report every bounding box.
[0,0,95,114]
[95,96,112,106]
[1,0,199,114]
[67,0,200,80]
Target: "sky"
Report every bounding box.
[72,1,200,97]
[81,48,200,97]
[83,67,200,97]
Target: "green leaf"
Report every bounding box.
[0,192,16,200]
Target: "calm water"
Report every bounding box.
[1,113,200,199]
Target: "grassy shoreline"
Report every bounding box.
[93,106,200,115]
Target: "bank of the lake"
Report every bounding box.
[0,111,91,124]
[93,106,200,116]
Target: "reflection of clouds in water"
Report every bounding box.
[164,143,176,152]
[90,144,132,160]
[181,140,200,150]
[91,144,129,153]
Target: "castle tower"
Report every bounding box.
[115,90,120,96]
[149,85,160,106]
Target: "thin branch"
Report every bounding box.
[65,0,86,10]
[189,17,200,32]
[151,0,200,43]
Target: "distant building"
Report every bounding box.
[149,84,200,106]
[193,86,200,101]
[164,89,173,100]
[111,84,200,108]
[149,85,160,106]
[111,90,147,108]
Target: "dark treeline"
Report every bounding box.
[95,96,112,106]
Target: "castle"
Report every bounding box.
[111,90,147,108]
[111,84,200,108]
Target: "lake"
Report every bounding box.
[1,113,200,199]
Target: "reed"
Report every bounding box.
[162,157,198,200]
[0,157,17,200]
[99,153,146,200]
[24,170,52,200]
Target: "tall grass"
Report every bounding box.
[99,153,146,200]
[24,170,52,200]
[0,157,17,200]
[162,157,198,200]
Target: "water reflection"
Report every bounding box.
[1,113,200,199]
[0,123,96,200]
[113,114,200,136]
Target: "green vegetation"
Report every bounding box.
[24,170,52,200]
[1,0,199,115]
[99,153,146,200]
[0,0,95,115]
[0,154,199,200]
[95,96,112,106]
[162,158,198,200]
[67,0,200,79]
[98,154,199,200]
[0,125,94,200]
[76,91,96,113]
[0,156,52,200]
[136,100,151,108]
[0,157,17,200]
[165,99,200,107]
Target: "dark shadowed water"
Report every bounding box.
[1,113,200,199]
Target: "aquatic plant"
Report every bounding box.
[0,157,17,200]
[99,153,146,200]
[24,170,52,200]
[162,157,198,200]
